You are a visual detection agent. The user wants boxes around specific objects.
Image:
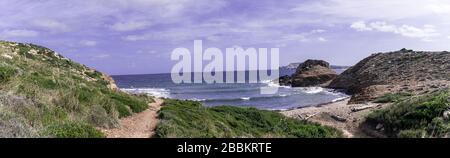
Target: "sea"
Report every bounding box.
[112,69,349,110]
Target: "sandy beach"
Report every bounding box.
[281,99,391,138]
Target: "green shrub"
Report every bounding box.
[373,92,412,103]
[397,129,426,138]
[155,99,342,138]
[0,64,17,82]
[108,91,148,114]
[44,122,105,138]
[366,91,450,137]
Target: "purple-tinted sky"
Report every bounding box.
[1,0,450,75]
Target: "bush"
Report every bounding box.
[44,122,105,138]
[397,129,426,138]
[155,99,342,138]
[373,92,412,103]
[108,91,148,114]
[366,91,450,137]
[0,64,17,82]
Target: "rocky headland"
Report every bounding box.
[328,48,450,103]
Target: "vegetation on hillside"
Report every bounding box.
[155,99,342,138]
[0,41,152,138]
[373,92,412,103]
[366,91,450,138]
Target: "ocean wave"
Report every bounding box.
[191,94,290,102]
[121,88,170,98]
[293,87,324,94]
[261,79,291,89]
[332,96,349,102]
[170,87,261,94]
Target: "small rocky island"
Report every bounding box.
[279,59,338,87]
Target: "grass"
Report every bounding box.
[373,92,412,103]
[43,122,105,138]
[0,41,153,138]
[366,91,450,138]
[155,99,342,138]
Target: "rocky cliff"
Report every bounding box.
[280,60,338,87]
[329,49,450,103]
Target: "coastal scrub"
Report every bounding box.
[155,99,342,138]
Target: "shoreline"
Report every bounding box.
[280,98,390,138]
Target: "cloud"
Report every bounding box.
[350,21,372,31]
[350,21,440,41]
[0,29,39,38]
[110,21,151,31]
[318,37,328,42]
[80,40,97,47]
[280,29,327,43]
[123,34,154,41]
[32,19,70,32]
[291,0,450,20]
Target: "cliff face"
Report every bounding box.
[280,60,338,87]
[329,49,450,103]
[0,41,148,138]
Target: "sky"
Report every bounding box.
[1,0,450,75]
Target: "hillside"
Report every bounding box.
[329,49,450,103]
[155,99,342,138]
[0,41,152,138]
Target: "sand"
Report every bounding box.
[101,98,163,138]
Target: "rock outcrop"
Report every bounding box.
[280,60,338,87]
[328,49,450,103]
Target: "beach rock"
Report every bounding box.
[331,114,347,122]
[375,124,384,131]
[329,49,450,103]
[280,59,338,87]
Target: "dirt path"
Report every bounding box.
[102,98,164,138]
[281,99,390,138]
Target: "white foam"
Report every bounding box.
[121,88,170,98]
[296,87,324,94]
[241,97,251,100]
[262,80,291,88]
[332,96,349,102]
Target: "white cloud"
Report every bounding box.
[0,29,39,38]
[318,37,328,42]
[123,34,154,41]
[350,21,372,31]
[80,40,97,47]
[311,29,326,33]
[33,19,70,32]
[292,0,450,20]
[110,21,151,31]
[282,34,308,42]
[350,21,440,41]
